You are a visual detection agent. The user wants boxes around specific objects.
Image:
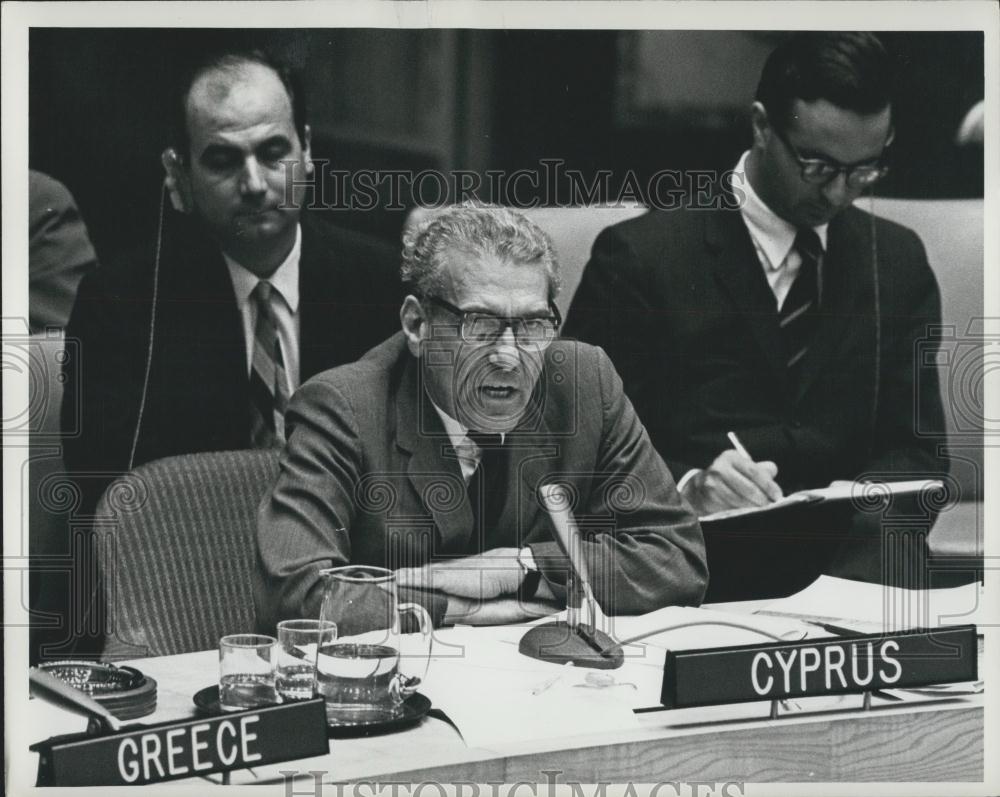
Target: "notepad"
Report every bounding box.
[699,478,945,523]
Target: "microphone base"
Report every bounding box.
[518,621,623,670]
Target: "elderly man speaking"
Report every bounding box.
[255,205,706,630]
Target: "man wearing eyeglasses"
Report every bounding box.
[564,32,948,598]
[255,204,707,630]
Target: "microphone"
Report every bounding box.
[518,484,624,670]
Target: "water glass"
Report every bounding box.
[276,619,338,701]
[219,634,277,711]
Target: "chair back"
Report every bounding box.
[96,449,281,658]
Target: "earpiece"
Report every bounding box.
[867,195,881,453]
[160,147,193,214]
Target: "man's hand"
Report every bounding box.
[396,548,524,601]
[681,449,783,515]
[443,596,560,626]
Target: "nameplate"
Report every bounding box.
[33,698,329,786]
[660,625,977,709]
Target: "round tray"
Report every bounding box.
[193,685,431,737]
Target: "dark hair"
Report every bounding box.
[756,32,892,130]
[170,47,308,160]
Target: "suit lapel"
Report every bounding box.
[394,356,474,553]
[298,220,338,380]
[793,211,873,402]
[704,206,789,385]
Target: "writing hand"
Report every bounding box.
[681,449,783,515]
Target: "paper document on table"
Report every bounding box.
[699,478,944,523]
[420,626,640,749]
[758,575,987,634]
[422,607,827,726]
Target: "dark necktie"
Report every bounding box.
[780,228,823,372]
[249,281,290,448]
[466,431,508,548]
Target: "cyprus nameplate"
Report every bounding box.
[660,626,977,709]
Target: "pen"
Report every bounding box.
[727,431,751,460]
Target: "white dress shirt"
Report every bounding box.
[224,224,302,395]
[733,150,828,310]
[431,401,505,486]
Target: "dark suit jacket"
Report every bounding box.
[254,333,708,631]
[62,210,403,518]
[564,203,949,492]
[29,170,98,332]
[563,203,950,597]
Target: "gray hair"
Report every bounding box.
[401,204,561,301]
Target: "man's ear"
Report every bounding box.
[302,124,314,176]
[400,295,426,358]
[161,147,193,214]
[750,101,771,150]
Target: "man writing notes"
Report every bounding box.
[564,33,948,597]
[63,48,401,519]
[255,205,707,630]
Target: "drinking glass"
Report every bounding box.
[276,619,338,701]
[218,634,277,710]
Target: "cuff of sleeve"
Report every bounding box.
[526,541,569,598]
[676,468,700,494]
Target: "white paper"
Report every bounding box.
[420,626,640,749]
[699,478,944,522]
[758,574,987,632]
[420,605,825,732]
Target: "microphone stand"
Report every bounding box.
[518,487,624,670]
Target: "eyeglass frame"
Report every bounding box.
[422,294,563,349]
[771,124,893,188]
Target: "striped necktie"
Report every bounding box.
[780,228,823,372]
[249,280,290,448]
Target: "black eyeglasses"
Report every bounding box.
[773,126,892,189]
[424,295,562,350]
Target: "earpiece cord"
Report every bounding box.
[127,183,166,472]
[868,194,881,454]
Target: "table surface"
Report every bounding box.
[24,599,985,786]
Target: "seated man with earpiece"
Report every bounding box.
[60,46,402,655]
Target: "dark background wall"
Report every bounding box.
[29,29,984,265]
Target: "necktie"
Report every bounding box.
[780,228,823,371]
[249,281,290,448]
[466,431,508,549]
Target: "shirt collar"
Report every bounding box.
[223,223,302,312]
[735,151,828,271]
[429,398,505,451]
